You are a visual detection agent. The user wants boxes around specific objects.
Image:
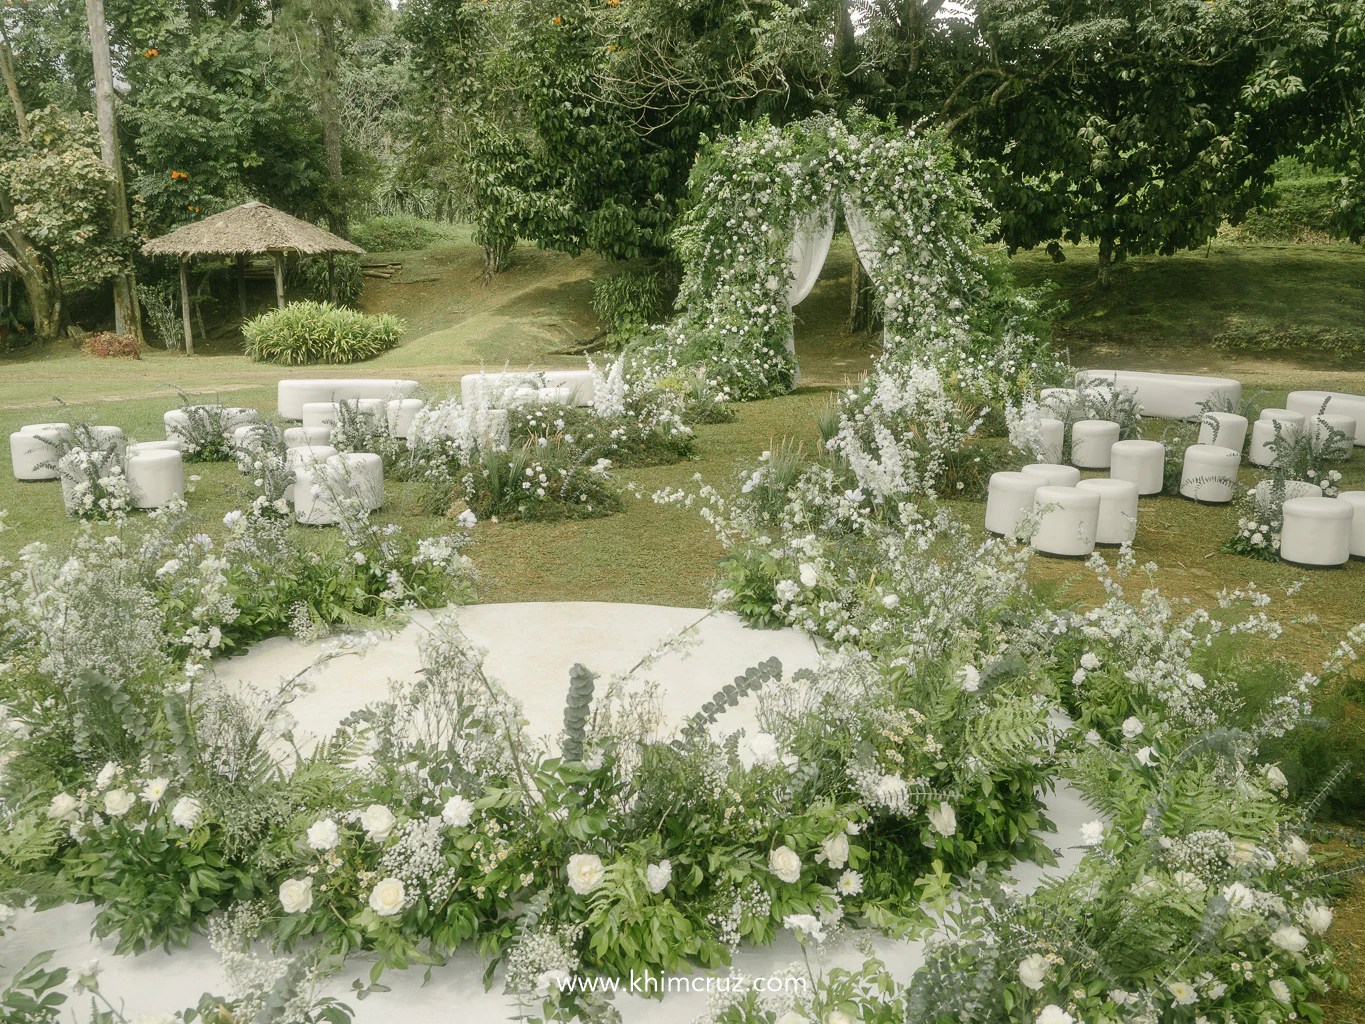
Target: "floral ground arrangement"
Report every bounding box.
[0,116,1363,1024]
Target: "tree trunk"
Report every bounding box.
[0,29,29,147]
[179,257,194,355]
[85,0,141,341]
[1097,235,1115,288]
[273,252,286,309]
[237,254,247,321]
[317,15,348,239]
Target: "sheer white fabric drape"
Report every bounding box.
[842,197,883,287]
[780,207,834,386]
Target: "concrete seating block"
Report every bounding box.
[386,398,426,439]
[1078,478,1140,545]
[1286,390,1365,446]
[326,452,384,511]
[10,423,71,480]
[1071,419,1121,469]
[1197,411,1248,453]
[1038,417,1065,464]
[1031,485,1100,557]
[1280,496,1353,568]
[1022,463,1081,488]
[1076,369,1241,420]
[1109,439,1165,496]
[1311,413,1356,458]
[985,471,1042,538]
[284,426,331,447]
[126,449,185,509]
[277,379,420,420]
[1179,444,1240,503]
[1339,491,1365,559]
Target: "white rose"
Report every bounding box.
[535,968,571,997]
[368,876,406,917]
[1121,717,1143,739]
[1230,839,1258,864]
[1035,1006,1073,1024]
[1079,819,1104,846]
[1270,925,1308,953]
[1017,953,1049,990]
[48,792,80,822]
[881,594,899,609]
[748,732,780,766]
[1264,764,1289,789]
[768,845,802,884]
[798,563,819,588]
[1084,729,1102,747]
[1304,903,1333,934]
[441,795,475,828]
[566,853,606,895]
[1270,979,1292,1004]
[360,804,396,841]
[95,762,118,788]
[1135,746,1157,767]
[828,1012,855,1024]
[819,832,850,869]
[1080,652,1101,670]
[1222,882,1253,908]
[960,665,980,692]
[171,797,202,829]
[1287,834,1311,864]
[927,802,956,837]
[279,876,314,914]
[141,777,169,808]
[307,818,340,850]
[1071,668,1086,684]
[646,860,672,894]
[103,789,134,817]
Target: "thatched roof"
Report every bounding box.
[141,202,365,258]
[0,248,18,274]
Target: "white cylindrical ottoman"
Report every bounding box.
[302,402,343,431]
[284,444,339,504]
[1259,407,1307,426]
[1039,388,1081,417]
[284,426,331,447]
[1312,413,1356,459]
[1078,478,1140,545]
[1280,496,1353,568]
[1248,419,1293,468]
[127,439,183,456]
[1038,417,1065,464]
[326,452,384,511]
[89,426,126,452]
[985,472,1042,538]
[1071,420,1121,469]
[1253,480,1323,516]
[387,398,426,439]
[125,449,185,509]
[1031,485,1100,557]
[221,407,260,432]
[1022,463,1081,488]
[58,449,125,513]
[1339,491,1365,559]
[1109,439,1165,496]
[294,464,341,525]
[1198,411,1248,453]
[1179,445,1240,503]
[11,423,71,480]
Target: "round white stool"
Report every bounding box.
[1253,480,1323,518]
[164,406,221,442]
[294,464,341,525]
[284,444,339,504]
[1109,439,1165,496]
[58,448,125,512]
[985,472,1042,538]
[10,423,71,480]
[1198,411,1248,453]
[1022,463,1081,488]
[1312,413,1356,458]
[1039,388,1081,417]
[1260,407,1307,426]
[1037,417,1065,464]
[1078,478,1140,545]
[221,407,260,432]
[127,439,183,456]
[302,402,343,431]
[1339,491,1365,559]
[284,426,331,447]
[1248,419,1294,468]
[1280,497,1353,568]
[125,449,185,509]
[326,452,384,511]
[1071,420,1121,469]
[88,426,125,452]
[387,398,426,439]
[1179,445,1240,503]
[1031,485,1100,557]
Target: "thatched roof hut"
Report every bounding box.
[140,202,365,354]
[0,248,18,275]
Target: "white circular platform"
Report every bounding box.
[0,603,1095,1023]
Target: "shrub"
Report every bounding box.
[592,268,665,337]
[242,301,404,365]
[138,282,184,349]
[291,255,366,308]
[80,331,140,359]
[350,215,451,252]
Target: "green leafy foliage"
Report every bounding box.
[243,301,405,365]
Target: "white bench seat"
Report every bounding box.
[1286,391,1365,446]
[1076,370,1241,420]
[460,370,595,408]
[278,379,420,420]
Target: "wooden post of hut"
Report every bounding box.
[327,252,336,304]
[272,251,286,310]
[178,256,195,356]
[236,254,248,321]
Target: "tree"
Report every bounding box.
[943,0,1309,284]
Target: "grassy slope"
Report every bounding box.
[4,233,1365,1017]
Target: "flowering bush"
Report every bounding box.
[79,331,141,359]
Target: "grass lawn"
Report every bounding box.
[4,233,1365,1016]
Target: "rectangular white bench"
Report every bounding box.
[1286,390,1365,446]
[1075,369,1241,420]
[277,379,420,420]
[460,370,595,408]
